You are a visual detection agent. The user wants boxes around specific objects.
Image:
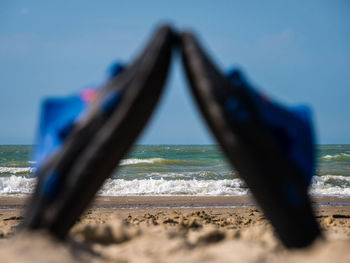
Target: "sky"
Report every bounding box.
[0,0,349,145]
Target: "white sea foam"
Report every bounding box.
[1,174,350,197]
[119,158,193,166]
[0,166,35,175]
[119,158,165,166]
[0,176,248,196]
[313,174,350,184]
[310,175,350,196]
[132,171,233,179]
[99,178,248,196]
[321,153,350,160]
[0,175,36,195]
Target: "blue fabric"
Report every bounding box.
[107,62,125,79]
[34,62,126,172]
[34,96,86,170]
[226,69,315,185]
[41,171,62,198]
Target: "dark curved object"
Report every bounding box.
[23,25,175,239]
[180,31,321,248]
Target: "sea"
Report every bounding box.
[0,145,350,197]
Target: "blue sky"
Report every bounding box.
[0,0,349,144]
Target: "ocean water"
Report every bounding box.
[0,145,349,197]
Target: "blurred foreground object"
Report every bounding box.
[180,31,321,248]
[23,25,175,239]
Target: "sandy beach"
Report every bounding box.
[0,195,350,262]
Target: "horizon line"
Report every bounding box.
[0,143,349,146]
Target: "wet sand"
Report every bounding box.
[1,196,350,262]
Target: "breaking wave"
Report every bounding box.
[0,176,36,195]
[100,178,248,196]
[320,153,350,161]
[119,158,201,166]
[1,174,350,197]
[0,166,35,175]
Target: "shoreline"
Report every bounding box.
[2,195,350,209]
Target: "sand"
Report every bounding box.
[1,195,350,262]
